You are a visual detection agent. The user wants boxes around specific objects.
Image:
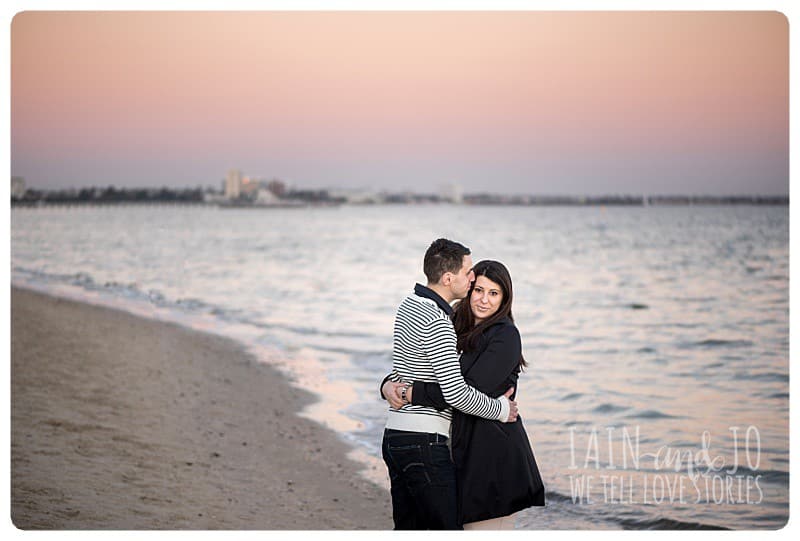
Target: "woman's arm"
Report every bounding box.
[411,325,522,407]
[410,380,448,410]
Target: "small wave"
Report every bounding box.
[537,490,733,531]
[766,392,789,399]
[564,420,594,427]
[628,303,649,310]
[693,338,755,348]
[541,489,579,504]
[754,469,789,485]
[574,347,621,356]
[625,409,679,420]
[637,347,657,353]
[593,403,630,414]
[732,372,788,383]
[310,344,390,357]
[16,267,392,359]
[616,516,729,530]
[175,297,212,311]
[72,272,96,286]
[669,322,701,329]
[560,392,584,401]
[673,296,718,303]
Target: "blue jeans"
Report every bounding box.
[381,428,460,530]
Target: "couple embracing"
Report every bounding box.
[380,238,545,530]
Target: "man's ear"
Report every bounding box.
[441,272,452,286]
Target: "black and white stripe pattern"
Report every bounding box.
[386,294,503,433]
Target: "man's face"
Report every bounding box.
[448,255,475,300]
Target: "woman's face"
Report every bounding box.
[469,275,504,324]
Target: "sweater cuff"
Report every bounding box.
[497,395,510,422]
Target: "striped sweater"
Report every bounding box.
[385,285,509,436]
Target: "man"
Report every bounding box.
[380,238,518,530]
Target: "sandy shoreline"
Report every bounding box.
[10,286,392,529]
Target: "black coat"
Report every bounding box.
[412,317,545,524]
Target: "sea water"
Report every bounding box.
[11,203,789,529]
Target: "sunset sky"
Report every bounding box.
[10,11,789,194]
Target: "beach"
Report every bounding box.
[10,286,392,529]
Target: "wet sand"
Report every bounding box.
[10,286,392,529]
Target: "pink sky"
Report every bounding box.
[11,11,789,194]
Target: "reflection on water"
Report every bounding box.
[11,204,788,529]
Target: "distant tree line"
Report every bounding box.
[13,186,211,205]
[283,189,345,204]
[463,193,788,206]
[11,185,788,207]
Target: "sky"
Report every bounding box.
[10,10,789,195]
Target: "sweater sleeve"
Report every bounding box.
[378,369,403,400]
[465,325,522,397]
[413,324,522,408]
[420,317,505,420]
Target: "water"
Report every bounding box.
[11,204,789,529]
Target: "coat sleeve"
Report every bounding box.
[410,380,448,410]
[466,324,522,397]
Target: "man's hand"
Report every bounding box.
[382,380,406,409]
[504,387,518,422]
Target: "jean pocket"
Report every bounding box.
[429,441,452,465]
[387,444,431,488]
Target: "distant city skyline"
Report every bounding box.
[11,11,789,195]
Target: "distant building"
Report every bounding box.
[11,176,26,199]
[240,176,260,197]
[440,183,463,204]
[224,169,242,199]
[255,188,280,205]
[328,188,383,204]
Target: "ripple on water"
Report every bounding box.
[732,372,788,383]
[686,338,755,349]
[616,516,729,530]
[624,409,680,420]
[592,403,630,414]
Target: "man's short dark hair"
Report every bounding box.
[423,238,471,284]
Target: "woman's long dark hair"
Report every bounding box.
[452,260,527,370]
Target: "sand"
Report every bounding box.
[10,286,393,529]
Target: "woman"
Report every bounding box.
[389,260,545,529]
